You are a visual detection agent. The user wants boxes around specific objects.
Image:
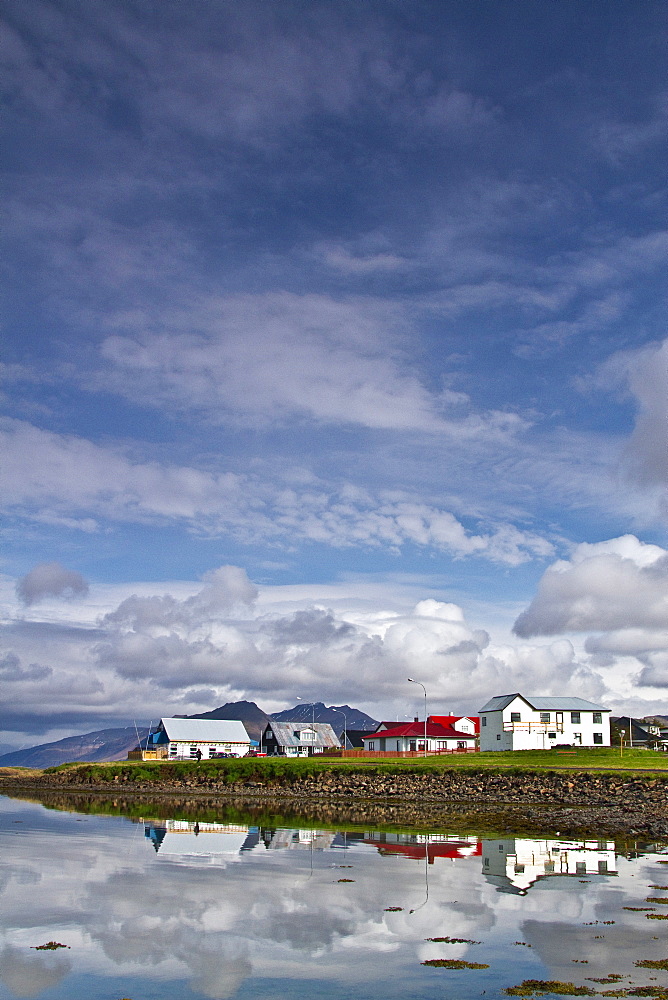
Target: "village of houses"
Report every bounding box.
[130,692,668,762]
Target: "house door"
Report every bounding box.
[556,712,564,732]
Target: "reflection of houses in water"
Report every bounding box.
[482,838,617,893]
[262,828,337,851]
[364,831,482,863]
[145,820,260,861]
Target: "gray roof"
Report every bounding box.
[478,694,609,713]
[263,721,340,749]
[158,718,251,743]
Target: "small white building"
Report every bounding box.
[155,718,252,759]
[478,694,610,752]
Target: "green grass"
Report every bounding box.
[32,746,668,785]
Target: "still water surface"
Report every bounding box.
[2,794,668,999]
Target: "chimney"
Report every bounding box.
[414,716,419,723]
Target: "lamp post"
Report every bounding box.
[296,697,316,755]
[408,678,427,757]
[331,707,347,756]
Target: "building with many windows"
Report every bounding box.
[478,694,610,751]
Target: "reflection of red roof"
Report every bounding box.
[429,715,480,734]
[366,839,482,863]
[361,722,474,741]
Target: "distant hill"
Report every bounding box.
[187,700,272,742]
[0,727,149,769]
[272,702,378,737]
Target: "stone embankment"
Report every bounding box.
[3,766,668,839]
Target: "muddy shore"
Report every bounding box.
[3,766,668,840]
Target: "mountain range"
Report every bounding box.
[0,701,378,768]
[0,727,149,770]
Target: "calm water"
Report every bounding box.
[2,794,668,1000]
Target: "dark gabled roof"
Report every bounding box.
[479,694,608,713]
[263,721,340,749]
[343,729,371,748]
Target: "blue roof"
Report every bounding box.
[479,693,608,713]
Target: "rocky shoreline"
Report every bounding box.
[3,766,668,840]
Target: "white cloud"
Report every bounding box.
[0,419,552,565]
[96,291,513,434]
[513,535,668,637]
[602,338,668,495]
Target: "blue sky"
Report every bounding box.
[1,0,667,747]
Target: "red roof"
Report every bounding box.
[361,721,475,741]
[365,839,482,862]
[429,714,480,734]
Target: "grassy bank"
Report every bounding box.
[14,745,668,785]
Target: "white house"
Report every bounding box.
[361,720,477,753]
[482,837,616,893]
[154,718,252,759]
[478,694,610,752]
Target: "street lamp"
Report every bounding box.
[331,707,347,756]
[408,678,427,757]
[296,697,316,755]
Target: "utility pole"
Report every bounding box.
[408,678,427,757]
[332,707,347,756]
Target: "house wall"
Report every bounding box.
[364,734,476,753]
[480,696,611,752]
[167,740,250,760]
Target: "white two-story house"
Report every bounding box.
[478,694,610,752]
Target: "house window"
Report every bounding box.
[418,741,425,752]
[514,864,525,874]
[593,712,602,724]
[571,712,581,724]
[593,733,603,744]
[576,862,586,874]
[300,730,315,742]
[397,741,401,751]
[368,741,375,750]
[510,712,521,722]
[540,712,551,723]
[266,732,273,741]
[573,733,582,744]
[482,717,487,726]
[496,734,501,740]
[598,860,608,874]
[457,741,466,749]
[409,741,416,751]
[548,732,557,740]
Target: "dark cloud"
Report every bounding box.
[0,651,52,681]
[16,562,89,606]
[270,608,355,645]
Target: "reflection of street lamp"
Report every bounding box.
[408,678,427,757]
[331,707,347,756]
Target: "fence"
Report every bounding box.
[321,747,479,758]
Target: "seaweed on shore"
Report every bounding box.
[422,959,489,969]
